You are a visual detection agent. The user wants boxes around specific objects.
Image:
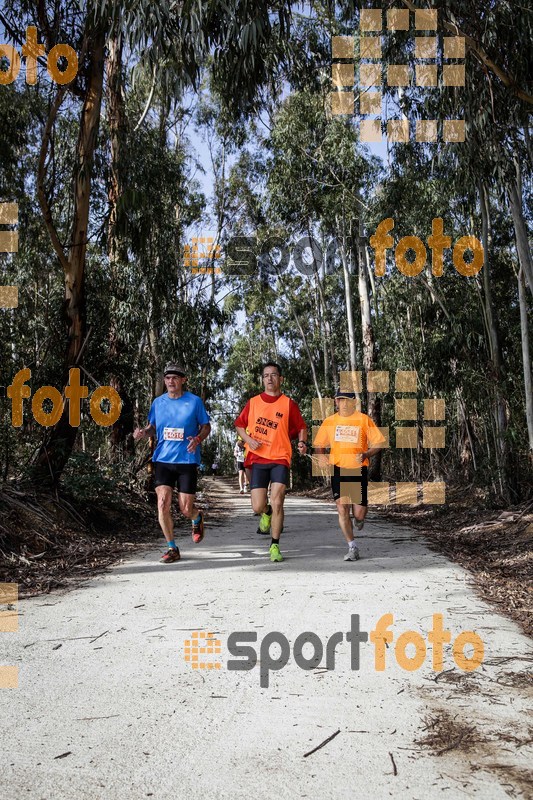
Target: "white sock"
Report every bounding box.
[349,540,357,549]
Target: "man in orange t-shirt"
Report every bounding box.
[235,361,307,563]
[313,390,386,561]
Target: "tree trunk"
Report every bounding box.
[107,29,134,457]
[282,284,322,400]
[357,240,382,480]
[479,182,509,498]
[338,218,357,373]
[518,267,533,454]
[33,30,106,486]
[314,245,338,386]
[509,167,533,298]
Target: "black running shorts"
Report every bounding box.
[331,465,368,506]
[154,462,198,494]
[250,462,290,489]
[237,461,245,471]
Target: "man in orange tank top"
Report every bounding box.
[235,361,307,562]
[313,391,386,561]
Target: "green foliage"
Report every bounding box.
[0,1,531,505]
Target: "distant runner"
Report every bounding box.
[133,363,211,563]
[235,361,307,563]
[313,390,386,561]
[234,438,248,493]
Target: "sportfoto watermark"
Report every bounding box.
[0,27,78,85]
[183,614,484,687]
[188,219,484,279]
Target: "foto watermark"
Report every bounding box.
[6,368,122,427]
[0,27,78,86]
[370,218,484,277]
[183,613,484,688]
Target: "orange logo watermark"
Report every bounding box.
[184,630,222,669]
[184,237,221,275]
[332,6,466,143]
[312,370,447,506]
[0,27,78,86]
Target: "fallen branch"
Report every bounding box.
[436,730,473,756]
[89,630,109,644]
[303,729,341,758]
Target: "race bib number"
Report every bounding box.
[163,427,184,441]
[334,425,360,443]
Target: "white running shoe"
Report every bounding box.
[344,545,360,561]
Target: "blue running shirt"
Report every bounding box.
[148,391,210,465]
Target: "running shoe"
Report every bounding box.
[239,489,244,494]
[344,544,360,561]
[161,547,180,563]
[355,518,365,531]
[258,504,272,534]
[192,511,204,543]
[269,543,283,562]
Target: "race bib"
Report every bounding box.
[334,425,360,443]
[163,427,184,441]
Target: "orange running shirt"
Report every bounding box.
[313,411,386,469]
[235,393,306,467]
[247,393,292,464]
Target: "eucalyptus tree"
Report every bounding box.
[1,0,300,485]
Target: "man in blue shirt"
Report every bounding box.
[134,363,211,563]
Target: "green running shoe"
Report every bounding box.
[258,504,272,534]
[269,543,283,562]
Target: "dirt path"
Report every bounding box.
[1,478,532,799]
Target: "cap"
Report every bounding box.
[164,363,187,377]
[335,391,357,400]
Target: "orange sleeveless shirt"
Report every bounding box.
[248,394,292,464]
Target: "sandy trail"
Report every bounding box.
[1,478,532,799]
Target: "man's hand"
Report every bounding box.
[187,435,201,453]
[247,438,262,452]
[317,453,329,469]
[133,427,146,441]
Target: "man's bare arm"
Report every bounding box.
[133,423,156,440]
[236,425,262,452]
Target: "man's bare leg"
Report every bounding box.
[178,492,200,520]
[269,482,286,540]
[353,503,368,527]
[336,498,355,544]
[156,485,174,543]
[251,487,268,515]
